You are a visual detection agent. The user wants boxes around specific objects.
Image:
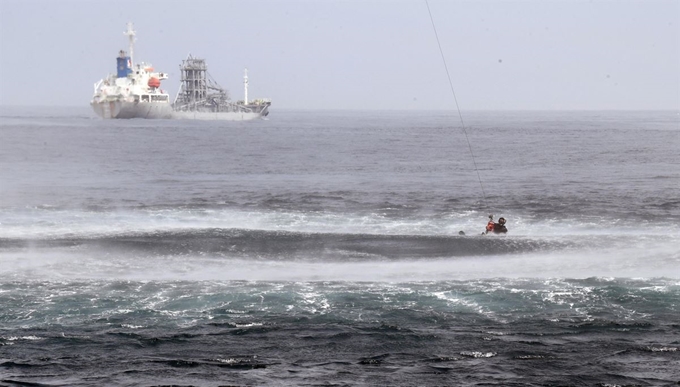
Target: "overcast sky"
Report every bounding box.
[0,0,678,110]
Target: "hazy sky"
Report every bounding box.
[0,0,678,110]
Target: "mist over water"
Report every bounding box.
[1,108,679,386]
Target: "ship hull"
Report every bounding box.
[91,101,173,119]
[171,110,267,121]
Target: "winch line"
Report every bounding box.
[425,0,487,205]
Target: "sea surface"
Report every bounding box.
[1,107,679,386]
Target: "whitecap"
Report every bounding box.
[234,322,263,328]
[648,346,677,352]
[3,336,43,341]
[460,351,497,358]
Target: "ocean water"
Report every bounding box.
[0,107,679,386]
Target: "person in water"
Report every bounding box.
[484,215,508,234]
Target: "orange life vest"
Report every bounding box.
[486,221,495,232]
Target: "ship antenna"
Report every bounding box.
[124,22,136,68]
[425,0,487,207]
[243,68,249,104]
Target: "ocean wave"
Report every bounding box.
[2,278,675,330]
[1,205,675,241]
[459,351,497,358]
[645,346,677,352]
[0,228,573,261]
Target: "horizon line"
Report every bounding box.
[1,105,678,113]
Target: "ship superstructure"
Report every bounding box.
[90,23,172,119]
[172,55,270,120]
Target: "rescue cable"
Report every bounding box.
[425,0,487,206]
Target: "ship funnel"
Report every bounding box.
[116,50,132,78]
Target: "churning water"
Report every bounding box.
[1,107,679,386]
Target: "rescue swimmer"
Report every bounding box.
[483,214,507,235]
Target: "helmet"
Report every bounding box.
[498,217,506,225]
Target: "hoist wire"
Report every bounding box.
[425,0,488,206]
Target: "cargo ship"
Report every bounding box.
[91,23,270,121]
[90,23,172,119]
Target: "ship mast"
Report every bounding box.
[124,22,136,68]
[243,68,249,105]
